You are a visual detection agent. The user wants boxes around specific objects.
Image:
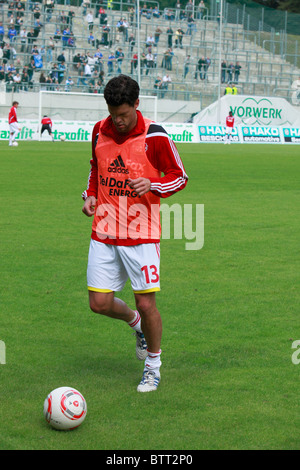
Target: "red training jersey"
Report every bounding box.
[226,115,234,127]
[8,106,18,124]
[41,117,52,126]
[82,110,188,245]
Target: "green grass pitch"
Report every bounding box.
[0,140,299,450]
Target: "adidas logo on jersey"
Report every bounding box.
[108,155,129,174]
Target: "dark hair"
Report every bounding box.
[104,75,139,107]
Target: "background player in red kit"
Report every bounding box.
[8,101,21,147]
[82,75,188,392]
[41,115,54,141]
[225,110,235,144]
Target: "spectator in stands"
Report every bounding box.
[186,14,196,35]
[62,27,71,49]
[46,37,54,62]
[56,51,65,64]
[53,28,61,43]
[185,0,194,16]
[161,73,171,98]
[164,9,174,21]
[45,75,54,90]
[140,3,147,18]
[140,52,146,75]
[203,57,210,80]
[99,7,107,25]
[0,22,4,42]
[27,58,36,82]
[77,62,86,86]
[33,3,41,21]
[13,71,21,91]
[153,6,160,19]
[174,28,184,49]
[50,63,59,83]
[8,26,17,44]
[39,71,47,89]
[20,27,27,53]
[73,52,82,70]
[183,55,191,79]
[68,9,76,29]
[234,62,241,83]
[146,50,154,75]
[15,15,23,36]
[59,11,68,28]
[166,26,173,48]
[67,33,75,48]
[84,61,92,79]
[154,27,162,47]
[33,19,43,40]
[146,34,155,48]
[27,28,35,53]
[227,62,234,82]
[82,0,90,17]
[65,76,74,92]
[115,47,124,74]
[7,2,15,19]
[107,52,115,75]
[21,70,30,91]
[97,70,105,92]
[128,33,135,52]
[45,0,55,23]
[154,76,162,96]
[146,7,153,19]
[102,24,110,48]
[87,52,96,70]
[130,52,138,74]
[175,1,181,20]
[58,61,66,84]
[16,1,25,18]
[0,65,5,82]
[5,71,15,92]
[86,11,94,31]
[197,0,205,19]
[88,31,95,47]
[33,50,43,69]
[94,48,104,72]
[221,59,226,83]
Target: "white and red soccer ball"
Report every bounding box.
[43,387,87,430]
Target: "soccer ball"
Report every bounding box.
[43,386,87,430]
[60,135,66,141]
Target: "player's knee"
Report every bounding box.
[89,293,112,315]
[135,295,156,317]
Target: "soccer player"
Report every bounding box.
[8,101,21,147]
[82,75,188,392]
[41,115,54,141]
[225,110,234,144]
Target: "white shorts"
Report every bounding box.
[87,240,160,294]
[226,126,233,135]
[9,122,20,133]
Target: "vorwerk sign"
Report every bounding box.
[230,97,283,126]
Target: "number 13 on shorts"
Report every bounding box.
[141,264,159,284]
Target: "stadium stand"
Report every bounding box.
[0,0,299,112]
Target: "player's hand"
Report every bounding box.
[128,178,151,197]
[82,196,96,217]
